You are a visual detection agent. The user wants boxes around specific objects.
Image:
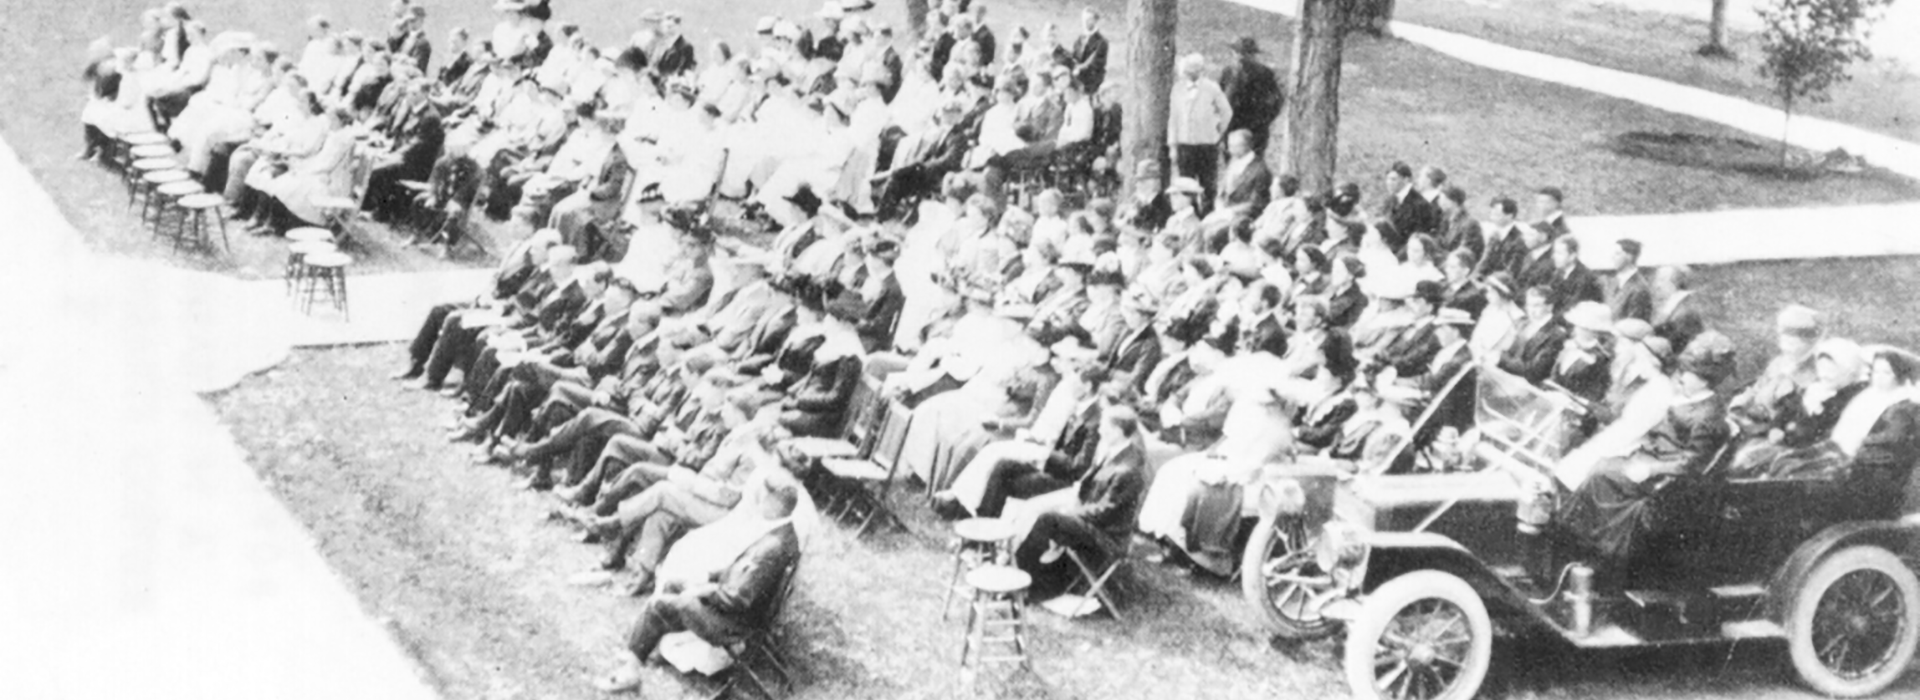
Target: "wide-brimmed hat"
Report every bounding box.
[817,2,845,19]
[1413,280,1445,306]
[1133,159,1164,180]
[842,0,876,11]
[1613,318,1653,342]
[1777,304,1822,337]
[755,16,777,34]
[863,236,901,261]
[1167,177,1203,196]
[1228,37,1262,55]
[1435,307,1475,328]
[1565,301,1614,333]
[1678,331,1738,384]
[1058,245,1098,271]
[1050,338,1099,362]
[784,186,823,217]
[1482,271,1516,299]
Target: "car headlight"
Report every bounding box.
[1315,520,1369,588]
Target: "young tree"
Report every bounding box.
[1698,0,1734,58]
[1122,0,1178,189]
[1756,0,1890,164]
[1280,0,1351,192]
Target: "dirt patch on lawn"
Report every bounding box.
[1607,130,1909,184]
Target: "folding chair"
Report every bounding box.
[1041,538,1134,622]
[811,374,913,537]
[661,562,802,700]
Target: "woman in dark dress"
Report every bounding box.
[1560,332,1737,570]
[778,295,868,437]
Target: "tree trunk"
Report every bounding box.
[1122,0,1178,191]
[1699,0,1733,57]
[905,0,930,41]
[1281,0,1347,193]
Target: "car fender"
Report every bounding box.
[1354,532,1541,626]
[1767,520,1920,622]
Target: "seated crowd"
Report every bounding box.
[84,0,1920,695]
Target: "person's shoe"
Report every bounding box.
[552,483,585,505]
[447,426,483,443]
[75,149,97,161]
[389,366,423,381]
[930,492,968,521]
[619,569,655,597]
[408,378,442,392]
[519,476,552,492]
[439,385,465,399]
[593,661,643,694]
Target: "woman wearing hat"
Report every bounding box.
[1025,246,1094,347]
[1469,271,1524,359]
[1559,331,1737,575]
[1725,339,1880,479]
[778,294,869,437]
[1139,384,1299,576]
[1163,176,1206,255]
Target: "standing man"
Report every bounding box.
[1070,7,1108,93]
[652,12,697,82]
[1218,37,1282,153]
[1607,238,1654,323]
[388,6,432,73]
[1168,53,1232,211]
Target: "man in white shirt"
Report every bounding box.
[1167,53,1231,211]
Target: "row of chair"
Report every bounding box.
[116,133,230,256]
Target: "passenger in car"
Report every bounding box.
[1734,344,1920,485]
[1559,332,1736,571]
[1726,339,1868,478]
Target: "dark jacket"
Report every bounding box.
[1381,189,1441,251]
[1608,268,1655,323]
[1295,393,1359,450]
[1071,439,1148,544]
[654,36,697,78]
[1498,321,1568,384]
[1071,31,1108,91]
[1438,212,1485,263]
[1220,58,1282,138]
[1326,283,1368,330]
[857,271,906,353]
[700,524,801,630]
[1104,325,1164,393]
[1549,262,1606,314]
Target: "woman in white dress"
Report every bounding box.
[1139,387,1298,575]
[171,42,276,174]
[250,106,358,236]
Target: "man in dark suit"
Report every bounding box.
[938,372,1122,519]
[1219,37,1282,153]
[1071,7,1109,92]
[854,239,907,353]
[1368,280,1445,379]
[652,13,697,81]
[1512,223,1557,293]
[1405,308,1475,395]
[1534,186,1571,239]
[1014,405,1148,599]
[1498,286,1569,384]
[1105,291,1165,392]
[1547,236,1605,315]
[388,6,432,73]
[1216,130,1273,218]
[1475,196,1525,279]
[1607,238,1654,323]
[873,102,970,218]
[596,474,803,694]
[365,80,446,223]
[1435,186,1484,263]
[1377,161,1440,253]
[970,6,998,65]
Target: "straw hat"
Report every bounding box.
[1564,301,1614,333]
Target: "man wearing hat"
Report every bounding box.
[1729,304,1825,436]
[854,236,906,353]
[809,2,847,62]
[1116,159,1173,234]
[1551,301,1616,406]
[1400,307,1475,395]
[1219,37,1282,153]
[1366,278,1446,380]
[1169,52,1232,210]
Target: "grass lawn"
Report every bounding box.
[3,0,1916,278]
[1395,0,1920,144]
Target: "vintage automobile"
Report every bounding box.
[1240,366,1920,699]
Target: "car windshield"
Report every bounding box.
[1469,367,1584,474]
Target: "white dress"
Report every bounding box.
[258,128,357,224]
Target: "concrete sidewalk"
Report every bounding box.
[0,134,440,700]
[1223,0,1920,180]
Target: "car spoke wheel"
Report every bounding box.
[1345,570,1491,700]
[1242,510,1337,639]
[1786,545,1920,698]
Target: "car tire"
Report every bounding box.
[1344,569,1492,700]
[1241,509,1337,640]
[1785,544,1920,698]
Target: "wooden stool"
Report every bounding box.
[115,132,168,171]
[297,250,352,319]
[139,170,193,230]
[960,565,1032,670]
[151,179,204,240]
[943,518,1017,620]
[285,239,337,297]
[129,143,176,161]
[175,193,231,254]
[284,229,335,294]
[129,158,183,211]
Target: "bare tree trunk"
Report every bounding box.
[906,0,930,40]
[1281,0,1347,192]
[1122,0,1178,191]
[1699,0,1734,57]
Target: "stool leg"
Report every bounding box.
[214,210,231,254]
[942,548,965,621]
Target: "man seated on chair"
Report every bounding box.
[407,131,483,253]
[1014,403,1147,601]
[595,468,802,695]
